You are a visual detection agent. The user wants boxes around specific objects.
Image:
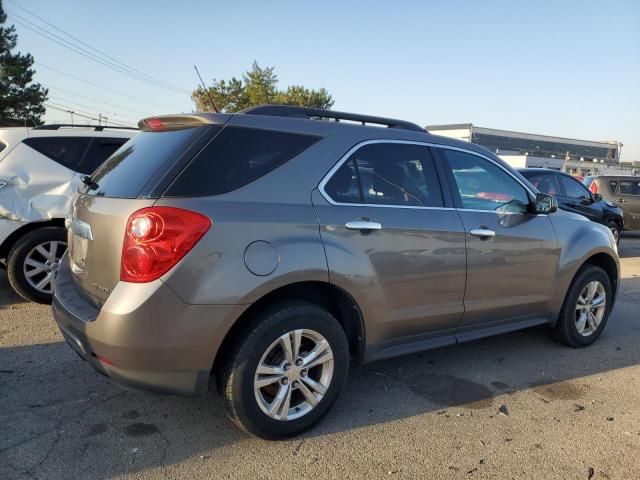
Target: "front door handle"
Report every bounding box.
[470,228,496,238]
[618,198,626,203]
[345,220,382,231]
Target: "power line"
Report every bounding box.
[8,10,190,95]
[42,83,150,116]
[44,102,135,128]
[6,0,189,94]
[47,96,139,123]
[35,62,184,112]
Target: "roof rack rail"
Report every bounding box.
[241,105,425,132]
[33,124,139,131]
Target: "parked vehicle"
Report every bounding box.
[584,175,640,231]
[0,125,136,303]
[519,168,624,244]
[52,106,619,439]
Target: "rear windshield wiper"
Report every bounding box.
[81,175,99,191]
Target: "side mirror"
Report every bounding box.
[535,193,558,214]
[593,193,603,202]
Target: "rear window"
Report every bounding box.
[165,126,320,197]
[619,180,640,196]
[23,137,91,170]
[85,128,200,198]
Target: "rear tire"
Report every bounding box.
[218,300,350,439]
[552,265,612,347]
[6,227,67,304]
[607,221,621,245]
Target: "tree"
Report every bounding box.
[0,0,48,125]
[192,61,333,113]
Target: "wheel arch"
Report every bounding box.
[0,219,66,260]
[213,280,366,374]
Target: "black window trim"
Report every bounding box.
[319,140,535,212]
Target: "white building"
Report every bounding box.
[425,123,634,176]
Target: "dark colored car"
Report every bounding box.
[52,106,619,439]
[519,168,624,244]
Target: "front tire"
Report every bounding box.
[218,300,350,439]
[6,227,67,304]
[553,265,612,347]
[607,221,621,245]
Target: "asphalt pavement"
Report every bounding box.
[1,233,640,479]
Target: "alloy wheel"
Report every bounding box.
[254,329,334,421]
[575,280,606,336]
[23,240,67,294]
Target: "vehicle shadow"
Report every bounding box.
[1,278,639,479]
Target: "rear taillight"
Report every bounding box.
[589,182,598,194]
[120,207,211,283]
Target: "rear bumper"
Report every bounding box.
[51,254,247,396]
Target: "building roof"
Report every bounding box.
[425,123,619,150]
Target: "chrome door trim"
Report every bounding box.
[317,139,536,209]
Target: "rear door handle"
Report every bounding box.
[470,228,496,238]
[345,220,382,231]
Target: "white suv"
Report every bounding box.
[0,125,136,303]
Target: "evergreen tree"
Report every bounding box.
[0,0,48,125]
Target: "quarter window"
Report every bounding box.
[166,127,320,197]
[324,143,444,207]
[442,149,530,212]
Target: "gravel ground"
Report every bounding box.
[1,233,640,480]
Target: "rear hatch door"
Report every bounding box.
[68,119,220,306]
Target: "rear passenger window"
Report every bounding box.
[23,137,91,170]
[324,143,444,207]
[0,141,6,154]
[166,127,320,197]
[76,137,129,175]
[609,181,618,192]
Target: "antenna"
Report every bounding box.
[193,65,219,113]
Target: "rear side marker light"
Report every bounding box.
[121,207,211,283]
[94,354,114,366]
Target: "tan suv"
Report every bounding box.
[52,106,620,439]
[584,176,640,230]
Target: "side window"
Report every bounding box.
[324,143,444,207]
[23,137,91,170]
[76,137,129,175]
[442,149,530,212]
[166,127,320,197]
[324,159,361,204]
[558,175,591,200]
[619,180,640,196]
[524,173,560,196]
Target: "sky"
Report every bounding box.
[5,0,640,160]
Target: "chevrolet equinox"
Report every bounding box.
[52,105,619,439]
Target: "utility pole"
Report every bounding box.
[70,111,75,126]
[98,113,102,126]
